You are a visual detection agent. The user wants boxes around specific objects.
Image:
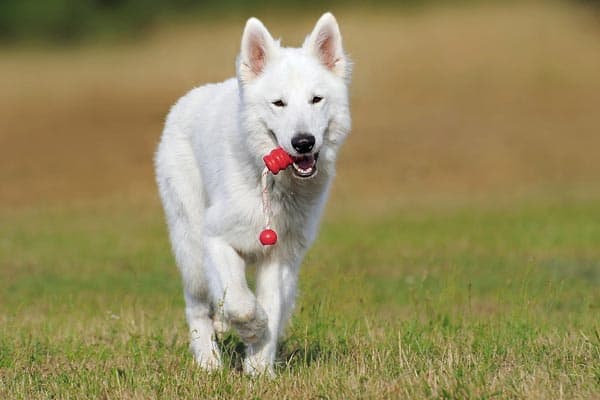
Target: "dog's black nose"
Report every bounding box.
[291,133,315,154]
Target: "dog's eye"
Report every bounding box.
[272,100,286,107]
[311,96,323,104]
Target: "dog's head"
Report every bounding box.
[237,13,352,179]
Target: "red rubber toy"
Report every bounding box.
[260,148,292,246]
[259,229,278,246]
[263,147,293,174]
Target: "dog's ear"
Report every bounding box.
[238,17,277,83]
[305,12,349,80]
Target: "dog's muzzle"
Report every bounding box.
[291,153,319,178]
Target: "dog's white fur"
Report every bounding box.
[155,13,351,375]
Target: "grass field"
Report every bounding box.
[1,198,599,398]
[1,1,600,398]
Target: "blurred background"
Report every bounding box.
[1,0,599,213]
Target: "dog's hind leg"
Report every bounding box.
[185,291,222,370]
[160,200,223,370]
[156,134,222,371]
[244,257,299,376]
[161,195,223,370]
[204,236,268,345]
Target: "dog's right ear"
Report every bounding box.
[304,12,349,81]
[238,18,277,83]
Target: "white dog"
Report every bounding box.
[155,12,351,376]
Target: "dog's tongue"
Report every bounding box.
[294,156,315,169]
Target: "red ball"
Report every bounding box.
[259,229,278,245]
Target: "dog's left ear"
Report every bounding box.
[238,17,278,84]
[305,12,349,80]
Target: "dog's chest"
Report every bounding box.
[221,181,319,257]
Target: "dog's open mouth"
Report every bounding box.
[291,153,319,178]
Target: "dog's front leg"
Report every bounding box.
[204,236,268,344]
[244,256,299,376]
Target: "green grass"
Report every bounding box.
[1,198,599,399]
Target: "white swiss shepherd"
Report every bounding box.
[155,13,351,376]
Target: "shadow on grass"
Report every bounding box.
[215,331,338,373]
[279,341,326,370]
[279,328,350,371]
[217,333,246,372]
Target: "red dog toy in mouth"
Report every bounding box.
[259,147,293,245]
[263,147,293,175]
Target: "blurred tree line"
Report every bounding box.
[0,0,344,44]
[1,0,202,43]
[1,0,596,44]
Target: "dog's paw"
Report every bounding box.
[243,356,276,378]
[191,342,222,372]
[229,302,268,344]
